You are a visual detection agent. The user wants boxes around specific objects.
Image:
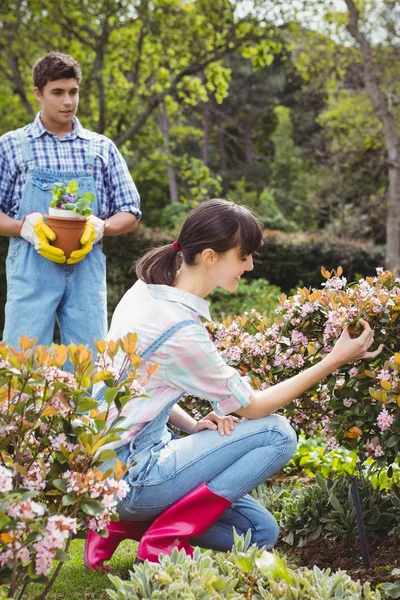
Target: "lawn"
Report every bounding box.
[22,539,137,600]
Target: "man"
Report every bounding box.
[0,52,141,356]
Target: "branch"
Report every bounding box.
[116,29,263,146]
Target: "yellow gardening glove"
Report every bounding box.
[67,220,96,265]
[20,212,66,264]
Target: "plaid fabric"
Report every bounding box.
[0,113,141,220]
[95,280,252,449]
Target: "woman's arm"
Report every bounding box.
[169,404,239,436]
[236,319,383,420]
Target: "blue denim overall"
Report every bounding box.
[3,128,107,354]
[99,320,298,552]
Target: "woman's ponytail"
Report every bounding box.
[135,243,180,285]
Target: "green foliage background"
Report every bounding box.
[0,0,396,338]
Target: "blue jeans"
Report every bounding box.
[114,414,297,551]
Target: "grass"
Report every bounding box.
[11,539,140,600]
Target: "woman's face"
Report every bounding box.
[211,247,254,292]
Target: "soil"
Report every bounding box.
[277,535,400,588]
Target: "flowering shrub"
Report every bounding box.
[0,334,149,599]
[203,267,400,467]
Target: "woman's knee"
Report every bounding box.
[256,414,297,458]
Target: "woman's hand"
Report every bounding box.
[329,318,383,368]
[193,411,240,436]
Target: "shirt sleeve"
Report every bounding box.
[0,135,19,215]
[164,324,252,416]
[105,141,142,219]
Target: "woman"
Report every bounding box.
[85,199,381,569]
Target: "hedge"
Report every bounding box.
[0,228,385,337]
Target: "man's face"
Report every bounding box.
[34,78,79,129]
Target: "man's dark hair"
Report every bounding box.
[33,52,82,91]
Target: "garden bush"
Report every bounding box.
[265,474,400,547]
[202,267,400,467]
[0,334,152,600]
[0,228,384,336]
[208,278,281,321]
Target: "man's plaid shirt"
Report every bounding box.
[0,113,141,220]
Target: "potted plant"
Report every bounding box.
[45,180,95,258]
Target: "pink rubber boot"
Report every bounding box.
[136,483,231,563]
[84,519,152,570]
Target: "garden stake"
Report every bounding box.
[350,451,371,569]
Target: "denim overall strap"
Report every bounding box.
[114,319,196,386]
[141,320,196,362]
[15,128,35,170]
[85,137,95,175]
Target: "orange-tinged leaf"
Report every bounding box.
[93,370,114,384]
[114,458,126,480]
[336,266,343,276]
[130,355,142,369]
[53,345,68,367]
[0,533,13,543]
[40,406,58,418]
[380,380,392,392]
[94,339,107,354]
[146,363,159,376]
[397,396,400,408]
[364,370,375,378]
[18,334,36,350]
[321,266,331,279]
[344,426,363,439]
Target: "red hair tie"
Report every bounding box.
[172,240,181,252]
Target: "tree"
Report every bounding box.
[343,0,400,269]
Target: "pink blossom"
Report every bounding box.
[0,465,13,493]
[377,408,394,432]
[348,367,359,377]
[21,463,48,492]
[376,369,390,382]
[367,442,385,458]
[343,398,357,408]
[322,276,347,291]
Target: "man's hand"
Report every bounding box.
[67,216,105,264]
[194,411,240,436]
[20,212,66,263]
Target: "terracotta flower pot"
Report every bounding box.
[44,214,87,259]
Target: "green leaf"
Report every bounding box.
[54,549,70,562]
[65,179,79,194]
[104,387,119,406]
[98,449,116,462]
[0,514,11,529]
[80,500,104,516]
[52,478,68,493]
[62,493,77,507]
[386,435,400,448]
[76,398,98,413]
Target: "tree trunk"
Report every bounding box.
[158,101,179,203]
[345,0,400,270]
[202,103,210,166]
[218,125,229,194]
[244,116,254,164]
